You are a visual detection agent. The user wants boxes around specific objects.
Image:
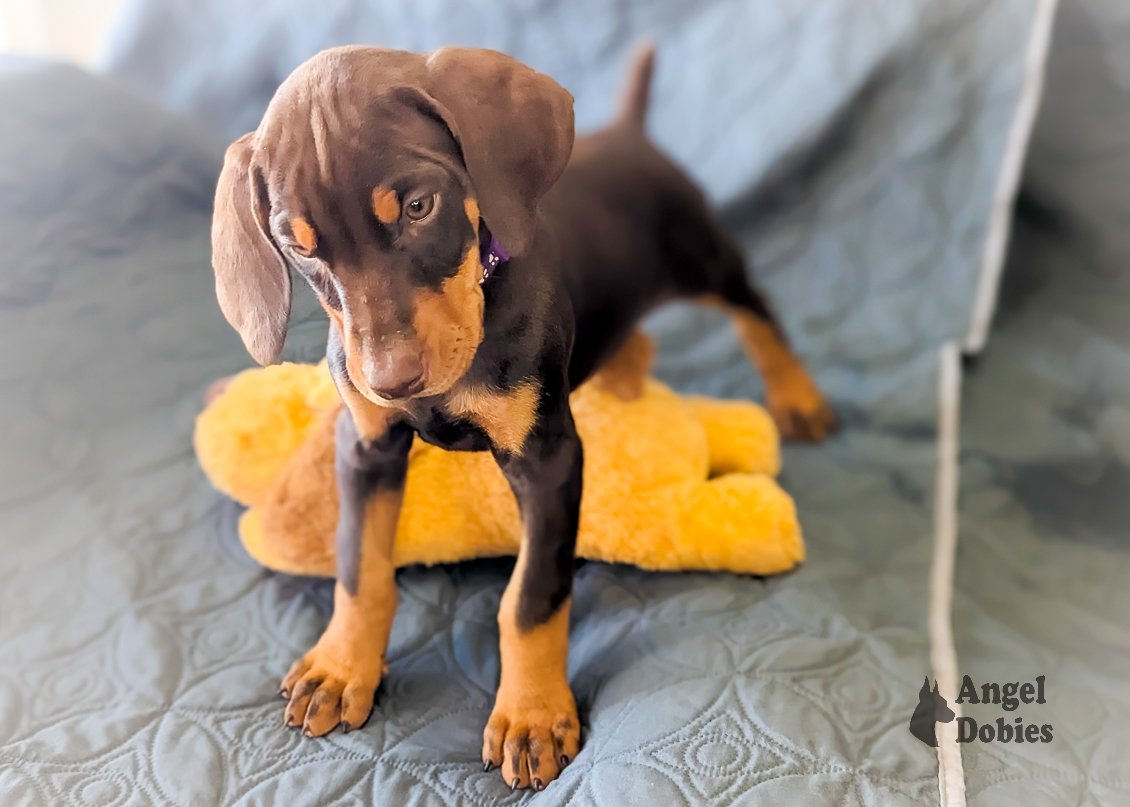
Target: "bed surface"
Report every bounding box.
[0,63,940,806]
[953,1,1130,802]
[3,0,1122,804]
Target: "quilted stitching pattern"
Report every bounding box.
[953,2,1130,802]
[0,0,1049,793]
[0,66,944,805]
[955,218,1130,806]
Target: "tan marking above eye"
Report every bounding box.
[372,187,400,225]
[463,198,480,230]
[291,217,317,252]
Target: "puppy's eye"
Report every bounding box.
[405,193,436,222]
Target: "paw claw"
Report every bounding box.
[483,685,579,790]
[770,393,836,442]
[279,643,380,739]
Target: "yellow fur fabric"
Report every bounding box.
[194,362,804,577]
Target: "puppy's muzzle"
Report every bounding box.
[363,343,426,400]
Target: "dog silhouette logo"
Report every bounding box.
[909,678,955,747]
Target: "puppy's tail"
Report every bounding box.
[616,41,655,129]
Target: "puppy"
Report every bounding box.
[211,44,833,790]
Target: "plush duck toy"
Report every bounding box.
[194,361,804,578]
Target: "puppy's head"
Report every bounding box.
[212,46,574,402]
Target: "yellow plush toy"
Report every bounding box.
[194,362,804,577]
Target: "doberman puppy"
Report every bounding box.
[210,44,834,790]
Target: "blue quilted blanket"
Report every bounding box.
[0,0,1060,804]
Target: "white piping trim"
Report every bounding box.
[931,342,965,807]
[935,6,1059,799]
[963,0,1060,354]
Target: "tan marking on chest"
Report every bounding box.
[372,187,400,224]
[290,216,317,252]
[446,381,540,454]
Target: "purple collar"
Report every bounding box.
[479,233,510,284]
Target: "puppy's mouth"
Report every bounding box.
[344,345,429,404]
[338,246,487,405]
[347,336,480,405]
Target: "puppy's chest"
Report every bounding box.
[411,405,493,452]
[409,382,541,455]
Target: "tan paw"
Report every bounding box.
[767,368,837,442]
[279,635,384,737]
[481,683,580,791]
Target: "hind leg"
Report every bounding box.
[658,185,834,440]
[710,284,835,441]
[695,244,835,440]
[590,329,655,402]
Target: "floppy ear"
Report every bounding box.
[212,132,291,365]
[422,48,574,256]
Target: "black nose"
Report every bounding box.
[363,345,426,400]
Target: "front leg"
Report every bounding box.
[482,400,583,791]
[280,377,411,737]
